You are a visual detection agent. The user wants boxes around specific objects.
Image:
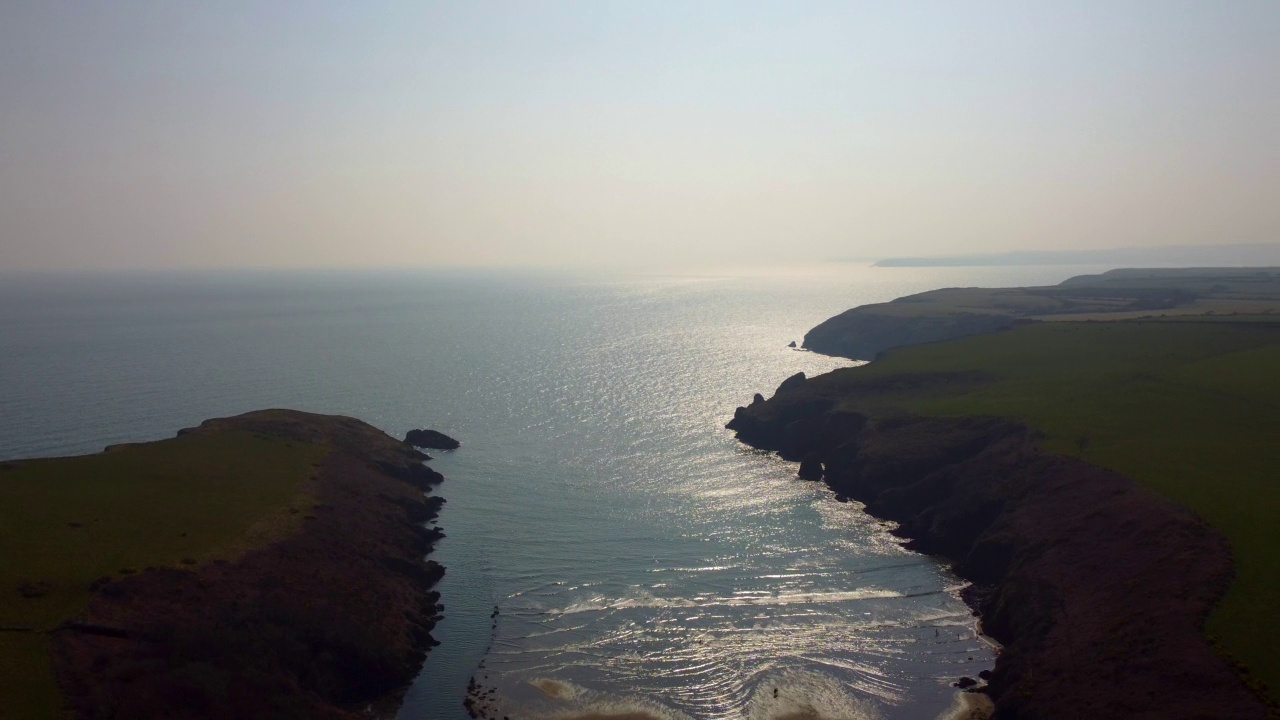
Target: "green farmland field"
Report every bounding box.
[0,429,325,718]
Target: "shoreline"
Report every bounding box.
[727,380,1270,718]
[34,410,447,718]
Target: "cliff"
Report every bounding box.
[1,410,447,719]
[802,267,1280,360]
[728,377,1272,719]
[802,308,1017,360]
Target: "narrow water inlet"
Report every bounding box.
[0,267,1092,719]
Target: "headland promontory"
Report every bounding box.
[1,409,448,719]
[732,267,1280,717]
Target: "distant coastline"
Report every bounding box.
[802,265,1280,360]
[840,243,1280,268]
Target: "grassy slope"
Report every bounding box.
[810,320,1280,697]
[848,267,1280,320]
[0,430,326,719]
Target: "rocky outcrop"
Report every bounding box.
[404,428,462,450]
[727,390,1270,719]
[56,411,449,720]
[775,371,807,394]
[797,455,824,480]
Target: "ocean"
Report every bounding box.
[0,264,1096,720]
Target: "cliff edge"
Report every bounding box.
[727,372,1272,719]
[2,410,447,719]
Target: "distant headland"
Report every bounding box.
[0,409,448,719]
[857,243,1280,268]
[803,266,1280,359]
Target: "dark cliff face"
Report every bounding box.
[55,411,448,720]
[727,388,1270,719]
[802,308,1017,360]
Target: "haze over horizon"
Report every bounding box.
[3,1,1278,272]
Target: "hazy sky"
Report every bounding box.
[2,1,1277,270]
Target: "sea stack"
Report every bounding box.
[404,428,462,450]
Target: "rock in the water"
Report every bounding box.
[787,340,797,348]
[404,428,461,450]
[955,676,979,689]
[797,455,823,480]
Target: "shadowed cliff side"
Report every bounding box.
[8,410,450,719]
[727,375,1271,719]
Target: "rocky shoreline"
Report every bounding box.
[728,377,1271,719]
[53,410,448,719]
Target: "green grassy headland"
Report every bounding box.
[888,266,1280,321]
[0,427,326,719]
[801,267,1280,361]
[805,318,1280,699]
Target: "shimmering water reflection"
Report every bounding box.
[460,466,992,720]
[391,268,1069,720]
[0,265,1091,720]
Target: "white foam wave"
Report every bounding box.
[934,691,994,720]
[745,668,884,720]
[550,588,904,615]
[646,564,739,573]
[525,678,696,720]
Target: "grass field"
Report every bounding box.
[811,319,1280,699]
[0,429,326,719]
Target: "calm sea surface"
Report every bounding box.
[0,264,1097,720]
